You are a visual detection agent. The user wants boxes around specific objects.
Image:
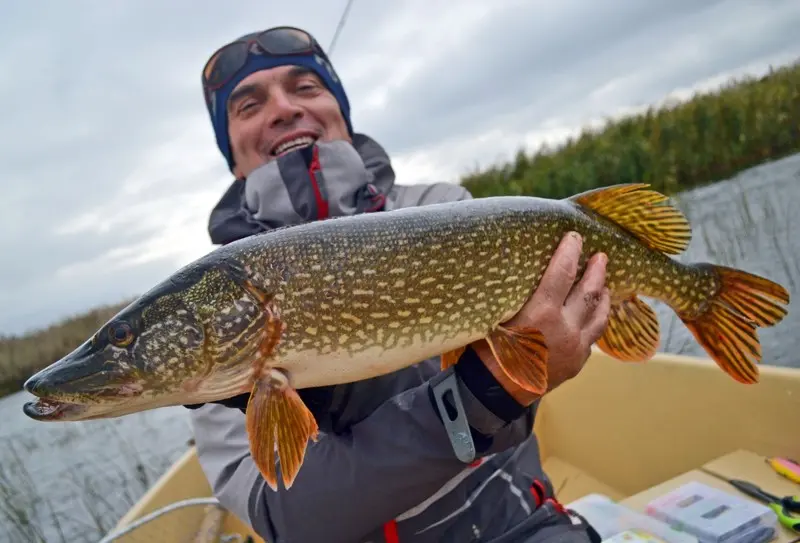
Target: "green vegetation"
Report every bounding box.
[1,60,799,400]
[461,60,800,199]
[0,301,131,398]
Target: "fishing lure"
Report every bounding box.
[767,457,800,485]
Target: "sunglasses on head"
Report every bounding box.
[202,26,325,94]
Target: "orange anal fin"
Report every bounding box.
[569,183,692,255]
[596,295,660,362]
[245,369,319,491]
[441,346,466,371]
[485,325,549,395]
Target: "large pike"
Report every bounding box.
[22,184,790,490]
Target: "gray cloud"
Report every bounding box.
[0,0,798,334]
[355,0,800,154]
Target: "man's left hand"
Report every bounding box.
[471,232,611,406]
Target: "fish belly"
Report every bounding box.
[278,328,481,390]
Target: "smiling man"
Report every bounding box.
[187,26,609,543]
[225,64,351,173]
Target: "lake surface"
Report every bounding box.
[1,153,799,542]
[651,153,800,366]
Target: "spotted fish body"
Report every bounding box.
[22,183,790,492]
[235,194,702,389]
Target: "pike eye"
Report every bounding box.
[108,322,134,347]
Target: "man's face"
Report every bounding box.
[226,65,351,179]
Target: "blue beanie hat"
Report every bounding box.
[204,41,353,173]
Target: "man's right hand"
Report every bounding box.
[472,231,611,406]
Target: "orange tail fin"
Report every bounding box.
[681,265,790,384]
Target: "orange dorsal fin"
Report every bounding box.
[569,183,691,255]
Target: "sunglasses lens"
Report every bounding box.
[203,28,315,90]
[204,42,249,88]
[258,27,314,55]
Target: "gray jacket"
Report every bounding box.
[188,134,598,543]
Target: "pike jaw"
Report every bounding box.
[22,260,271,422]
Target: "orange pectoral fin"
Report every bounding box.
[245,369,319,491]
[485,325,549,395]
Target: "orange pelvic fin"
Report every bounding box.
[440,346,466,371]
[485,325,549,395]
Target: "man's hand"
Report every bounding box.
[472,231,610,406]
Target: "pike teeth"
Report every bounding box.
[271,136,317,156]
[32,399,61,416]
[22,398,87,420]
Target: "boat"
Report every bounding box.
[100,349,800,543]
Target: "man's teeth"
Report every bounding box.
[272,136,316,156]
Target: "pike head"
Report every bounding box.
[22,257,277,421]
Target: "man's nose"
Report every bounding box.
[267,91,304,127]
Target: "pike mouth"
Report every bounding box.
[22,382,163,422]
[22,366,148,422]
[23,398,88,421]
[21,395,162,422]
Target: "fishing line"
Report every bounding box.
[328,0,356,57]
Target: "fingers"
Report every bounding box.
[584,286,611,345]
[564,251,608,326]
[534,232,583,306]
[501,231,612,394]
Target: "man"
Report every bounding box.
[187,26,610,543]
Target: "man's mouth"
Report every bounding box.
[270,135,318,157]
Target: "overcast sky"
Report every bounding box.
[1,0,798,335]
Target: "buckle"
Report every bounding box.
[431,371,476,464]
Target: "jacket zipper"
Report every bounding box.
[308,146,329,220]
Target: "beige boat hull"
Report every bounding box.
[108,349,800,543]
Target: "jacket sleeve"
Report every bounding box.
[189,354,537,543]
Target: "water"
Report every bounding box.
[1,154,799,542]
[0,399,193,543]
[653,153,800,366]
